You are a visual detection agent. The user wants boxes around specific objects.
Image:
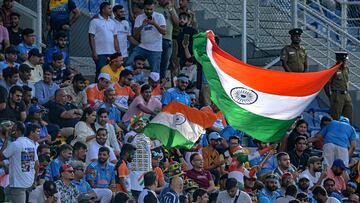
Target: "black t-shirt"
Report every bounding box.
[0,99,25,122]
[288,149,310,170]
[139,188,159,203]
[7,27,22,46]
[48,101,79,128]
[46,64,71,85]
[0,86,7,104]
[177,26,198,65]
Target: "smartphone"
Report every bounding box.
[183,34,190,45]
[323,162,328,171]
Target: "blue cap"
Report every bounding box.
[28,104,45,114]
[332,159,346,170]
[348,181,357,189]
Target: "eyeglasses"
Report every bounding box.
[65,170,74,173]
[75,168,84,171]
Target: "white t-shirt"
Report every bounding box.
[71,121,96,145]
[114,19,131,57]
[134,12,166,52]
[326,197,341,203]
[129,134,152,191]
[28,185,61,203]
[86,140,116,164]
[3,137,38,188]
[94,122,120,153]
[180,64,197,83]
[228,168,250,185]
[300,169,321,188]
[217,190,252,203]
[88,15,117,55]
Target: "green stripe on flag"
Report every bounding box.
[144,123,196,149]
[193,32,294,142]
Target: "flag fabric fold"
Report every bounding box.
[143,101,217,148]
[193,31,340,142]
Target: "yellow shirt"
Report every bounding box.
[100,64,124,83]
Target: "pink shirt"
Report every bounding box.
[0,25,8,50]
[325,169,346,193]
[122,95,162,122]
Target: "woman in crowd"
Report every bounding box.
[71,107,96,145]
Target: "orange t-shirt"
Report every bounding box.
[151,84,162,101]
[86,84,105,107]
[153,166,165,187]
[202,146,221,170]
[116,160,130,192]
[201,106,227,127]
[113,83,135,109]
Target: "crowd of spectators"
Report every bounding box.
[0,0,358,203]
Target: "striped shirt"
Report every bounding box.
[160,189,179,203]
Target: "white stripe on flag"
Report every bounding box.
[150,112,206,143]
[206,39,319,120]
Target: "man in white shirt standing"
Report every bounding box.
[126,0,166,74]
[113,5,137,61]
[89,2,120,80]
[0,122,39,203]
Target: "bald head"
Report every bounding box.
[170,176,183,194]
[349,194,359,203]
[55,88,67,104]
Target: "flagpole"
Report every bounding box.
[242,0,247,63]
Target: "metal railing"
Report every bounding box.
[193,0,360,89]
[273,0,360,90]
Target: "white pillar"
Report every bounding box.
[341,0,348,49]
[291,0,298,28]
[242,0,247,63]
[37,0,42,48]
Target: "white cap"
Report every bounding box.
[298,173,310,181]
[149,72,160,82]
[98,73,110,81]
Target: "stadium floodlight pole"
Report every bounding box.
[37,0,42,48]
[291,0,298,28]
[242,0,247,63]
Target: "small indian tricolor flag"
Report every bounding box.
[193,31,340,142]
[143,101,217,148]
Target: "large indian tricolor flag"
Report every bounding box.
[143,101,217,148]
[193,31,340,142]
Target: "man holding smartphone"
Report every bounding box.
[126,0,166,75]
